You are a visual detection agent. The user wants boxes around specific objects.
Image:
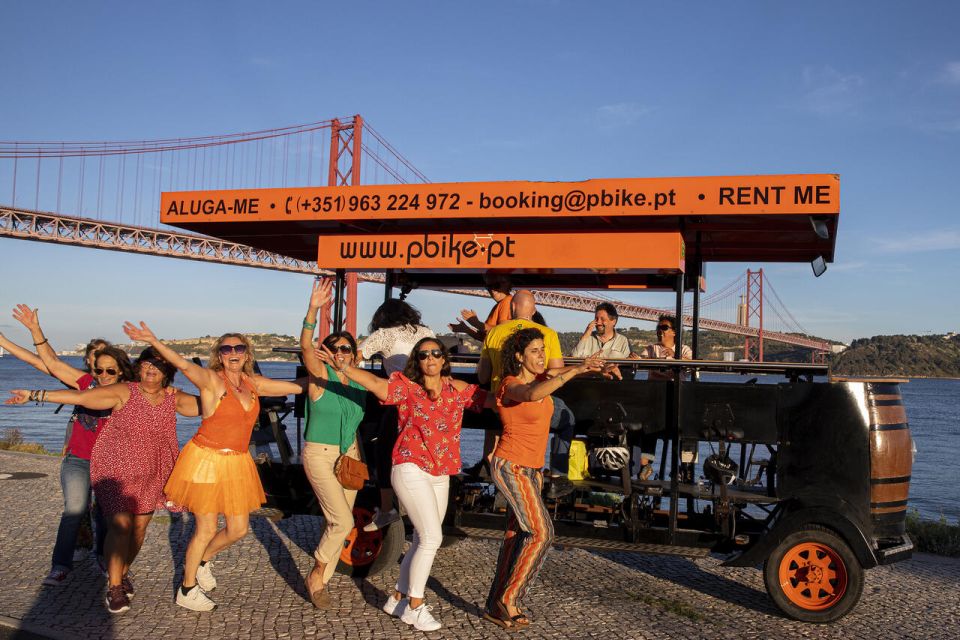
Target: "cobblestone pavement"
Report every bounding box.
[1,450,958,640]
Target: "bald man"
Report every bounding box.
[473,291,575,497]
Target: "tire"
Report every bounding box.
[763,525,864,623]
[335,505,404,578]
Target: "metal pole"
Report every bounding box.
[384,269,395,303]
[691,260,702,361]
[668,272,684,542]
[333,269,346,330]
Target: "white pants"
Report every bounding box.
[391,462,448,599]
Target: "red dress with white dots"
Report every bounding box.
[90,383,181,516]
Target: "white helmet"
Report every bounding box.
[594,446,630,471]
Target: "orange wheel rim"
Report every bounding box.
[777,541,848,611]
[340,507,384,567]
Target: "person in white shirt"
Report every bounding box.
[571,302,632,360]
[358,299,435,531]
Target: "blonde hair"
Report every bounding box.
[208,333,255,376]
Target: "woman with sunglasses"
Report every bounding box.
[316,336,489,632]
[121,322,306,612]
[483,328,601,630]
[629,314,693,479]
[6,346,198,614]
[2,305,127,586]
[299,278,369,608]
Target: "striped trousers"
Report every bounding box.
[486,456,555,610]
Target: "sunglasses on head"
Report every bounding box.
[94,367,118,375]
[416,349,444,361]
[330,344,353,354]
[656,324,673,331]
[218,344,248,355]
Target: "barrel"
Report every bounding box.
[866,381,912,537]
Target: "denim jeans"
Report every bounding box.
[548,397,575,476]
[51,454,107,571]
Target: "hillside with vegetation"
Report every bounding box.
[831,334,960,378]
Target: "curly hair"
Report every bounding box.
[93,346,135,383]
[657,314,677,330]
[207,333,255,376]
[595,302,619,319]
[401,337,451,391]
[134,346,177,387]
[500,328,544,379]
[370,299,424,332]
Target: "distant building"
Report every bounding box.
[831,344,848,354]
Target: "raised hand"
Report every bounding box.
[309,277,334,309]
[584,319,597,334]
[460,309,478,322]
[12,304,40,331]
[5,390,31,405]
[448,320,471,334]
[313,344,341,370]
[123,321,157,344]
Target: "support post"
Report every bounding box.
[327,116,363,334]
[668,272,684,542]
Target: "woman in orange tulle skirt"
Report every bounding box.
[123,319,310,611]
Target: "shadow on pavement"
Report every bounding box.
[592,551,780,617]
[250,517,310,604]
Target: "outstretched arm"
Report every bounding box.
[314,345,389,401]
[251,376,306,397]
[6,384,125,411]
[12,305,88,385]
[300,278,334,379]
[0,331,50,375]
[503,357,604,404]
[123,321,215,390]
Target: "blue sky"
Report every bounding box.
[1,1,958,349]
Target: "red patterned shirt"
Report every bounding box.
[383,372,487,476]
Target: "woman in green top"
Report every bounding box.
[299,279,369,608]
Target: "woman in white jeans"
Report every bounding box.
[316,336,488,632]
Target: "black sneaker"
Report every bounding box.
[105,585,130,614]
[546,475,575,500]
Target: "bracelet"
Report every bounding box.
[302,319,317,330]
[33,338,48,347]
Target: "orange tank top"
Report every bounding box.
[494,375,554,469]
[193,375,260,453]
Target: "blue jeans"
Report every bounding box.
[51,454,107,571]
[549,397,575,476]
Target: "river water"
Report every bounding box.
[1,356,956,522]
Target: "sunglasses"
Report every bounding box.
[656,324,673,332]
[218,344,249,355]
[94,367,118,376]
[330,344,353,354]
[416,349,445,361]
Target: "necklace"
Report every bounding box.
[225,374,245,394]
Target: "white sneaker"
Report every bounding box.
[401,603,442,631]
[176,585,217,612]
[196,561,217,592]
[382,593,407,617]
[364,507,400,532]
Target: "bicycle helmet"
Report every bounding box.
[594,446,630,471]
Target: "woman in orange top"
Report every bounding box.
[123,321,307,612]
[448,275,512,341]
[483,328,600,630]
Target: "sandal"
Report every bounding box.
[510,611,530,627]
[482,601,518,631]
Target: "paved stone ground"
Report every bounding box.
[1,449,958,640]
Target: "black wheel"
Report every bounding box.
[335,506,404,578]
[763,525,864,623]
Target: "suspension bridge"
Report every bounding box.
[0,115,830,359]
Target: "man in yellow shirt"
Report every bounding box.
[475,291,574,497]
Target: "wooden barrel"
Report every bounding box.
[866,381,912,537]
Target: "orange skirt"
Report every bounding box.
[164,439,265,516]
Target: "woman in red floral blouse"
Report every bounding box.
[317,336,488,632]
